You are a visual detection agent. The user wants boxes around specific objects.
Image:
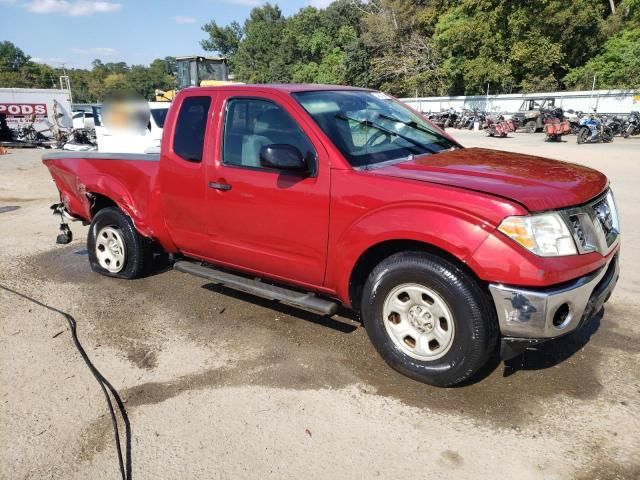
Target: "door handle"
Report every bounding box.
[209,181,232,191]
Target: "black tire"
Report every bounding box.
[360,252,498,387]
[577,127,590,144]
[87,207,153,279]
[525,120,537,133]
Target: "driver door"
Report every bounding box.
[205,93,331,288]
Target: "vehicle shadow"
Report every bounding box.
[201,282,360,334]
[503,308,603,376]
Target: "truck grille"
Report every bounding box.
[561,190,619,255]
[592,197,617,246]
[569,215,587,246]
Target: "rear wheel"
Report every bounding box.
[360,252,498,387]
[88,207,153,279]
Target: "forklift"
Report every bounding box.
[156,55,235,101]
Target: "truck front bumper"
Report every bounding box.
[488,255,619,357]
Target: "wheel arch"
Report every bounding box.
[84,188,178,253]
[347,239,486,312]
[81,181,154,239]
[87,192,118,217]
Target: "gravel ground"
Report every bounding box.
[1,131,639,480]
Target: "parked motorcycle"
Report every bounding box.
[603,115,624,137]
[434,108,459,128]
[454,110,474,129]
[445,110,459,128]
[622,111,640,138]
[577,115,613,144]
[543,108,572,142]
[564,110,583,134]
[486,115,516,137]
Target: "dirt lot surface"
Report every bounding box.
[1,131,639,479]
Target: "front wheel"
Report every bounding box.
[577,127,590,144]
[360,252,498,387]
[525,120,537,133]
[87,207,153,279]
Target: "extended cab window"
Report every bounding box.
[173,96,211,162]
[223,98,315,169]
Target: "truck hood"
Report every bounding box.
[368,148,607,212]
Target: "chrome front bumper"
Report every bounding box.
[489,255,619,338]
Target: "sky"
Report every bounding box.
[0,0,332,69]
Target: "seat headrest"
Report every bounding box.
[255,108,290,134]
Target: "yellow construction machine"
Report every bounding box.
[155,55,237,101]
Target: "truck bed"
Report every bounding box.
[42,151,162,238]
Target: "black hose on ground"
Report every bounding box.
[0,284,131,480]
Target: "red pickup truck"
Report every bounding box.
[43,85,620,386]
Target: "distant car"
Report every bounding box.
[71,111,96,130]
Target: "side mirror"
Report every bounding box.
[260,144,307,172]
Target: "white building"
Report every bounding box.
[402,89,640,116]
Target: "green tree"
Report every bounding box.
[0,41,56,88]
[225,4,288,83]
[0,41,31,70]
[432,0,607,94]
[103,73,128,95]
[564,28,640,89]
[358,0,446,96]
[200,1,363,86]
[201,20,244,56]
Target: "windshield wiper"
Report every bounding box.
[335,114,437,155]
[375,113,462,150]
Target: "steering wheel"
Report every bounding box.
[365,130,393,147]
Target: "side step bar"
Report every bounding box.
[173,261,339,316]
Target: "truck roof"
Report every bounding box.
[181,84,372,94]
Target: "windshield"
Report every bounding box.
[293,90,458,168]
[198,61,226,82]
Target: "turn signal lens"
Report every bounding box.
[498,213,577,257]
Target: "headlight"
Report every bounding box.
[498,213,577,256]
[605,190,621,233]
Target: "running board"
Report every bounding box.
[173,261,338,316]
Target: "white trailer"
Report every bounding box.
[0,88,73,137]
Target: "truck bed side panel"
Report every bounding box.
[42,152,167,242]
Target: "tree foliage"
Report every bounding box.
[200,0,638,96]
[0,41,174,103]
[564,0,640,89]
[2,1,638,101]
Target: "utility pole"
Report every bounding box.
[486,83,490,112]
[59,63,73,105]
[589,74,597,112]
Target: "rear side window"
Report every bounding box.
[173,96,211,162]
